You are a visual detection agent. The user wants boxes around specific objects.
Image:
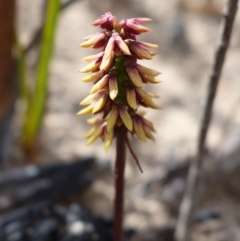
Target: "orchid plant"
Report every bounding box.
[78,12,160,241]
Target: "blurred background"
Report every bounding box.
[0,0,240,240]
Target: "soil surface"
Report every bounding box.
[15,0,240,240]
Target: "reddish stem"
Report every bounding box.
[113,129,126,241]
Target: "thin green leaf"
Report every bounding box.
[23,0,60,148]
[14,31,30,102]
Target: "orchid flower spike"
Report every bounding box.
[78,13,161,171]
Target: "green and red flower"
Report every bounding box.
[78,12,160,154]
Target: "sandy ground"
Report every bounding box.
[16,0,240,239]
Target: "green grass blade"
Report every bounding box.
[23,0,60,149]
[14,31,30,102]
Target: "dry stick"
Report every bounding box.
[174,1,239,241]
[113,130,126,241]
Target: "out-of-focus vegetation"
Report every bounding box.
[0,0,83,163]
[19,0,60,158]
[0,0,60,161]
[0,0,15,163]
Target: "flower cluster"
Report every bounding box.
[78,12,160,152]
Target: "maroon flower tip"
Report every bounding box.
[131,17,152,22]
[92,12,117,31]
[119,17,152,35]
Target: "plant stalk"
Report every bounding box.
[174,0,239,240]
[113,129,126,241]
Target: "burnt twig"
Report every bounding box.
[174,1,239,241]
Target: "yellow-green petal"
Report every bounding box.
[87,117,99,125]
[80,94,95,105]
[143,126,155,142]
[82,52,104,62]
[107,106,118,132]
[142,118,156,132]
[119,107,133,131]
[81,71,103,82]
[136,88,159,109]
[90,75,109,94]
[126,89,138,110]
[79,61,99,73]
[115,35,131,55]
[92,93,107,114]
[85,126,97,138]
[126,67,143,88]
[144,75,161,84]
[104,129,114,152]
[130,44,152,60]
[77,104,94,115]
[86,126,102,145]
[133,118,146,142]
[136,64,160,77]
[109,76,118,100]
[80,33,105,48]
[100,37,115,70]
[140,41,158,49]
[147,92,159,98]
